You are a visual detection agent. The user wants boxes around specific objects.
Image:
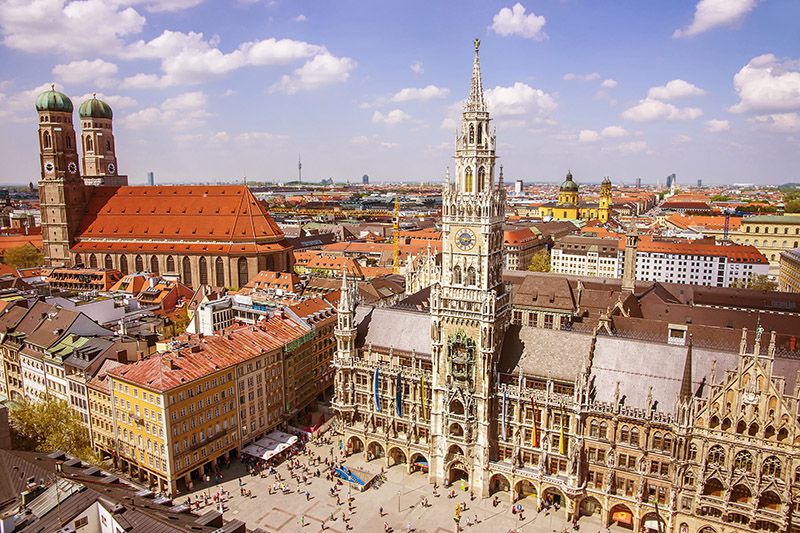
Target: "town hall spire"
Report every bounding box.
[466,38,487,113]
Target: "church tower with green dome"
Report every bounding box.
[36,85,86,266]
[79,94,126,187]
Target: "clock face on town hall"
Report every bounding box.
[455,228,476,250]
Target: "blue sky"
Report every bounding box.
[1,0,799,186]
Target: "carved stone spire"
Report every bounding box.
[465,38,487,113]
[680,334,693,403]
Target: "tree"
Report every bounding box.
[785,199,800,213]
[528,249,551,272]
[3,244,43,268]
[731,275,778,292]
[10,397,98,463]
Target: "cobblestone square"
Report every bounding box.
[183,436,624,533]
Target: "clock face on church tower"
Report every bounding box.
[455,228,476,251]
[44,161,54,174]
[107,163,116,175]
[67,162,77,174]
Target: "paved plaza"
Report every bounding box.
[182,435,630,533]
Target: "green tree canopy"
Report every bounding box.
[10,397,97,463]
[730,275,778,292]
[3,244,43,268]
[528,249,551,272]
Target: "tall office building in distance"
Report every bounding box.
[147,171,154,186]
[635,177,642,189]
[362,174,369,185]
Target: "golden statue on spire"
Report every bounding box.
[474,38,480,51]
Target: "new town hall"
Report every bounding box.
[333,42,800,533]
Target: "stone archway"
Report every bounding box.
[388,447,407,467]
[514,479,537,502]
[542,486,564,511]
[367,441,385,461]
[609,503,634,530]
[447,461,469,486]
[409,452,429,475]
[347,436,364,454]
[489,473,510,496]
[579,496,602,517]
[641,512,666,533]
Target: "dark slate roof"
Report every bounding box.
[498,325,592,382]
[355,304,431,357]
[590,335,737,412]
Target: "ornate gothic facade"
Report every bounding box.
[332,42,800,533]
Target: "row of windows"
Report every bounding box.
[744,225,800,235]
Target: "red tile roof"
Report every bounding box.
[621,236,767,263]
[73,186,289,254]
[109,317,308,392]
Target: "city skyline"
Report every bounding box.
[1,0,799,185]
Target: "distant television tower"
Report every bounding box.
[298,154,302,182]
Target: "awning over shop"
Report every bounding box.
[242,431,299,461]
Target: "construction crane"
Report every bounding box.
[392,194,400,274]
[723,207,733,242]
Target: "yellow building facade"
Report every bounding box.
[538,172,612,222]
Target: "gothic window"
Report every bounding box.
[683,469,695,486]
[182,257,192,286]
[66,136,72,149]
[748,423,759,437]
[662,434,673,453]
[652,432,662,450]
[449,399,465,415]
[707,445,725,466]
[237,257,249,287]
[464,167,473,193]
[589,420,599,438]
[761,456,781,478]
[736,420,746,434]
[43,131,51,149]
[777,427,788,441]
[166,256,175,272]
[630,427,640,447]
[478,166,486,192]
[469,125,474,144]
[89,254,97,268]
[134,255,144,272]
[598,422,608,440]
[215,257,225,286]
[452,265,462,284]
[74,254,83,266]
[106,140,111,152]
[620,425,629,443]
[764,425,775,439]
[120,255,128,275]
[86,136,93,152]
[466,266,476,286]
[733,450,753,472]
[476,124,483,145]
[199,257,208,285]
[150,255,159,274]
[104,254,113,269]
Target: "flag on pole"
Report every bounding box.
[501,389,507,441]
[530,395,538,447]
[558,409,566,455]
[395,372,403,417]
[421,375,426,419]
[373,367,381,412]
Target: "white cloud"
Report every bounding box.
[390,85,450,103]
[673,134,693,144]
[123,32,328,87]
[410,61,424,75]
[372,109,411,125]
[601,125,628,137]
[646,79,706,100]
[0,0,146,55]
[729,54,800,113]
[616,140,650,154]
[673,0,757,38]
[236,131,288,142]
[293,14,307,22]
[485,82,557,117]
[379,142,399,149]
[0,82,59,121]
[52,59,119,87]
[131,0,203,12]
[490,3,547,41]
[350,135,370,145]
[73,92,137,110]
[120,90,210,130]
[705,119,730,132]
[750,112,800,132]
[601,78,618,89]
[622,99,703,122]
[578,130,600,142]
[563,72,601,82]
[271,53,356,94]
[440,117,458,130]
